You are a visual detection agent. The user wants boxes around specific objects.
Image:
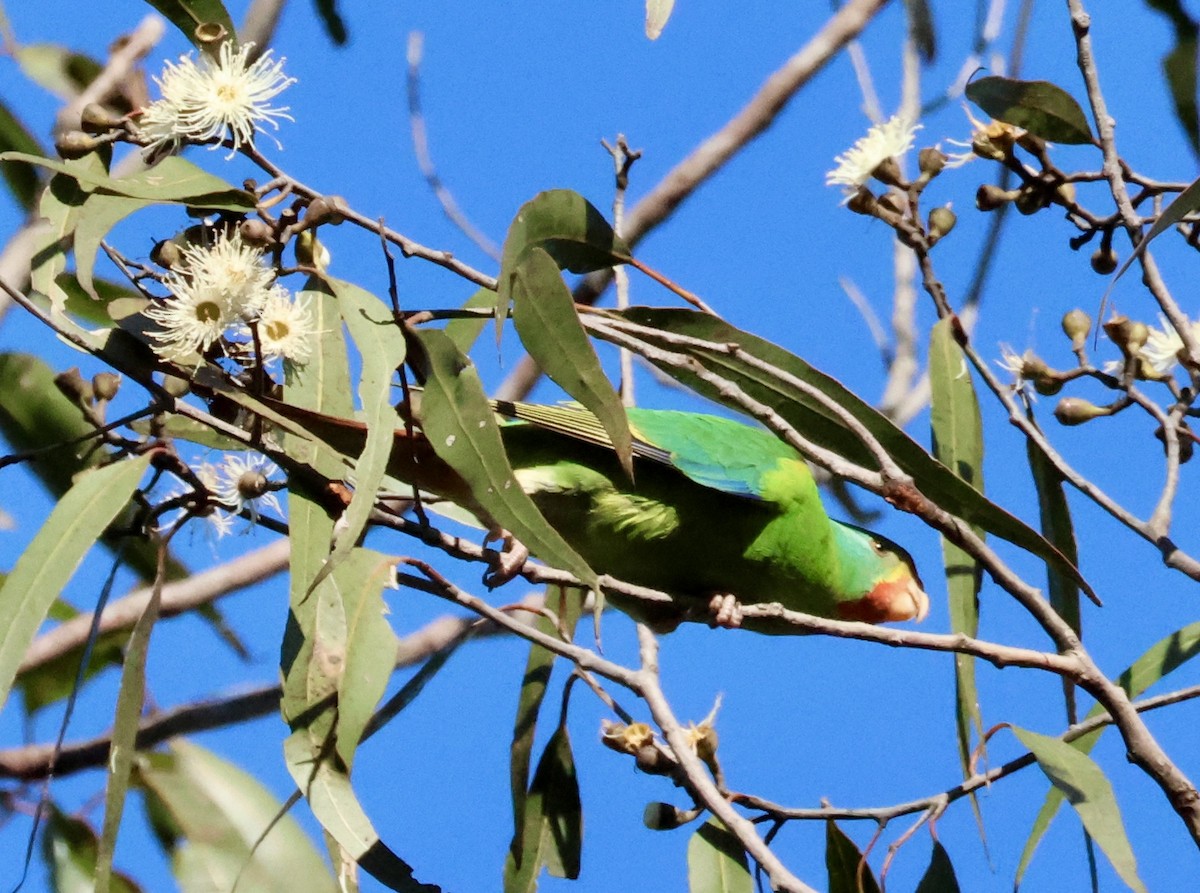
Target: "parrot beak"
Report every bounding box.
[841,570,930,624]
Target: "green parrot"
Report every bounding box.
[368,399,929,627]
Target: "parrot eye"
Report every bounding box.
[870,539,885,553]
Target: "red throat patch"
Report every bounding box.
[837,577,929,624]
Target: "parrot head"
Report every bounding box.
[831,524,929,624]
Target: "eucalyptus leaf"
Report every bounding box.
[511,246,632,477]
[965,76,1095,144]
[1013,726,1146,893]
[138,741,337,893]
[42,807,142,893]
[825,820,880,893]
[915,841,960,893]
[408,327,597,590]
[0,453,151,714]
[0,97,44,211]
[14,44,102,99]
[686,819,752,893]
[929,319,987,845]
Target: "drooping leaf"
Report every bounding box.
[95,543,163,893]
[408,327,597,591]
[0,453,151,713]
[505,587,583,890]
[138,741,337,893]
[1018,619,1200,883]
[142,0,237,49]
[445,287,499,354]
[510,246,632,477]
[645,0,675,39]
[333,550,400,769]
[284,731,441,892]
[0,97,45,211]
[597,308,1094,599]
[965,76,1095,144]
[42,807,142,893]
[825,821,880,893]
[915,841,960,893]
[42,273,145,326]
[686,819,752,893]
[928,319,987,843]
[1012,727,1146,893]
[73,193,147,299]
[27,155,99,313]
[505,725,583,890]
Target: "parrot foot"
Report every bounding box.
[706,594,744,629]
[481,530,530,589]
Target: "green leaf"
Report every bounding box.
[928,319,987,840]
[327,277,406,570]
[73,193,147,299]
[19,626,125,713]
[142,0,237,49]
[0,453,151,713]
[1107,173,1200,291]
[44,273,145,327]
[915,841,960,893]
[1018,619,1200,883]
[28,156,97,312]
[284,731,441,892]
[0,152,255,209]
[965,76,1095,144]
[42,807,142,893]
[1145,0,1200,156]
[511,246,632,477]
[1012,726,1146,893]
[138,741,337,893]
[687,819,752,893]
[500,189,631,278]
[601,308,1094,599]
[408,327,597,590]
[14,44,102,98]
[505,587,583,890]
[825,820,880,893]
[445,287,499,354]
[334,550,400,769]
[0,352,183,585]
[524,726,582,882]
[95,543,163,893]
[0,97,44,211]
[645,0,675,39]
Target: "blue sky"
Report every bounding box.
[3,1,1200,891]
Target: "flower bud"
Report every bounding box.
[1090,246,1118,275]
[1015,185,1050,216]
[305,195,348,227]
[1104,315,1148,357]
[151,239,184,270]
[635,743,669,774]
[1032,373,1065,396]
[1061,309,1092,348]
[91,372,121,402]
[80,103,125,135]
[1155,422,1195,464]
[54,130,105,159]
[927,206,957,244]
[294,230,331,270]
[877,192,906,216]
[238,218,274,247]
[871,156,905,188]
[236,470,270,501]
[643,802,687,831]
[1054,397,1108,426]
[976,184,1016,212]
[846,187,879,216]
[918,147,947,178]
[1055,181,1077,205]
[54,368,92,406]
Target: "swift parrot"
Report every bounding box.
[370,399,929,626]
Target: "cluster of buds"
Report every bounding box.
[828,115,957,249]
[54,368,121,419]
